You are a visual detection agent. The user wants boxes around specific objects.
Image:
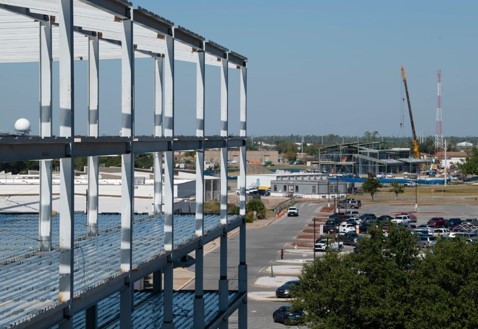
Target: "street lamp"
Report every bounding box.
[313,218,316,260]
[414,180,418,212]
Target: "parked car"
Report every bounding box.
[338,198,362,209]
[416,235,437,248]
[287,207,299,217]
[395,212,417,223]
[345,210,360,218]
[427,217,446,228]
[272,305,305,325]
[391,215,410,225]
[324,220,339,234]
[341,232,360,246]
[339,222,357,234]
[328,213,347,223]
[377,215,394,222]
[359,213,377,223]
[275,280,300,298]
[314,238,343,252]
[431,227,450,238]
[404,181,417,187]
[445,218,462,228]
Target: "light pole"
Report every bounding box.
[414,180,418,212]
[313,218,316,260]
[327,180,330,208]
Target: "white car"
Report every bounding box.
[339,222,357,234]
[391,215,410,225]
[431,228,450,237]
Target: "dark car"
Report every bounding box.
[275,280,300,298]
[328,213,347,223]
[324,219,339,234]
[427,217,446,228]
[445,218,462,228]
[377,215,393,222]
[272,305,305,325]
[341,232,360,246]
[359,213,377,223]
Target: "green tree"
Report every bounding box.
[362,175,382,200]
[389,180,404,199]
[458,147,478,177]
[246,199,266,220]
[293,228,478,329]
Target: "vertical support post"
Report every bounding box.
[85,306,98,329]
[162,33,175,329]
[58,1,74,328]
[239,66,247,216]
[153,56,163,215]
[39,19,53,251]
[238,65,248,329]
[87,35,99,236]
[194,48,206,329]
[220,56,229,225]
[219,54,229,329]
[119,14,134,329]
[152,269,162,293]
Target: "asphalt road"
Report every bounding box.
[183,199,478,328]
[184,202,320,328]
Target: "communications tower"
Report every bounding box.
[435,69,444,157]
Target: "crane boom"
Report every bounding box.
[401,65,420,158]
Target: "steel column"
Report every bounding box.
[119,15,134,329]
[39,19,53,251]
[87,35,99,236]
[58,1,74,328]
[194,49,206,329]
[238,66,248,329]
[162,33,175,329]
[153,57,163,215]
[219,55,229,329]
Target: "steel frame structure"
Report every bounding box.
[0,1,247,328]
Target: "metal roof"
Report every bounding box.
[0,0,247,67]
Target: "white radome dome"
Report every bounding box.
[14,118,31,133]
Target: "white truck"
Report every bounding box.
[287,207,299,217]
[314,238,343,252]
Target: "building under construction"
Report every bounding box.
[310,142,428,176]
[0,1,247,328]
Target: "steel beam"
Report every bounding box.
[87,35,100,236]
[133,7,173,36]
[119,14,134,329]
[228,51,247,68]
[81,0,131,19]
[153,57,163,215]
[194,48,206,329]
[39,19,53,251]
[0,3,48,21]
[58,2,75,329]
[163,33,175,329]
[220,56,228,225]
[205,40,228,60]
[175,25,204,50]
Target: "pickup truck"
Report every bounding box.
[314,238,343,252]
[287,207,299,217]
[338,199,362,209]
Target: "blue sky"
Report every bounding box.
[139,0,477,138]
[2,1,478,138]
